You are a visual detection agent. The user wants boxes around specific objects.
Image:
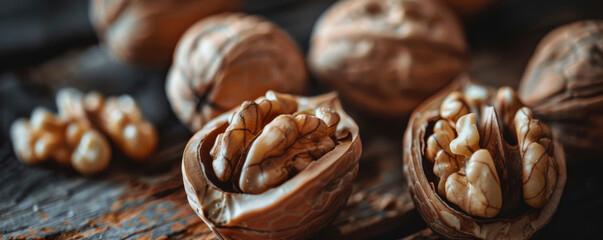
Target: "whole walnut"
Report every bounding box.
[166,13,308,131]
[519,21,603,153]
[182,91,361,239]
[309,0,467,118]
[404,77,566,239]
[89,0,240,66]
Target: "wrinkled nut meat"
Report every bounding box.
[89,0,240,66]
[403,78,566,239]
[57,88,158,160]
[10,107,111,175]
[519,20,603,153]
[167,13,308,131]
[309,0,466,117]
[182,91,361,239]
[11,88,158,174]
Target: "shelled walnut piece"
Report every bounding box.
[426,88,557,218]
[404,78,566,239]
[10,108,111,174]
[11,88,157,174]
[56,88,157,161]
[210,91,341,194]
[182,91,361,239]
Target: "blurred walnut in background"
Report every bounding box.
[166,13,308,131]
[519,20,603,154]
[309,0,467,118]
[89,0,240,66]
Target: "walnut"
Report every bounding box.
[519,20,603,154]
[514,108,558,208]
[182,91,361,239]
[446,149,502,218]
[309,0,466,117]
[404,78,566,239]
[89,0,240,66]
[11,88,158,174]
[57,88,158,160]
[10,107,111,175]
[84,93,157,160]
[166,13,308,131]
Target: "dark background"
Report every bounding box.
[1,0,602,239]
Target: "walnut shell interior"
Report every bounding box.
[182,91,361,239]
[403,77,566,239]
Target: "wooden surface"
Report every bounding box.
[1,0,603,239]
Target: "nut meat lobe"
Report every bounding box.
[515,108,558,208]
[210,92,298,183]
[446,149,502,218]
[239,114,336,194]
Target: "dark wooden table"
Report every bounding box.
[1,0,603,239]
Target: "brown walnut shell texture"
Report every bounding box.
[519,20,603,152]
[182,92,361,239]
[309,0,467,117]
[167,13,308,131]
[403,78,566,239]
[89,0,241,66]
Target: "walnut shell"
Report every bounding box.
[182,91,361,239]
[89,0,240,66]
[167,13,308,131]
[309,0,467,117]
[519,20,603,153]
[403,78,566,239]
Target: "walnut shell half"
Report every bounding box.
[167,13,308,131]
[519,20,603,153]
[182,91,361,239]
[309,0,467,117]
[403,77,566,239]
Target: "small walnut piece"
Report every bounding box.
[89,0,240,66]
[519,20,603,153]
[84,93,158,160]
[239,114,335,194]
[309,0,466,117]
[11,88,158,174]
[446,149,502,218]
[514,108,557,208]
[440,92,471,123]
[10,107,111,175]
[449,113,480,159]
[167,13,307,131]
[404,78,566,239]
[57,88,158,160]
[182,91,361,239]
